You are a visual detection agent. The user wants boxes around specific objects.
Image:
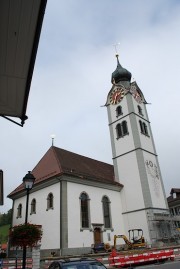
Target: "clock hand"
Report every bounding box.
[115,92,120,101]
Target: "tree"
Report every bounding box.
[0,209,12,226]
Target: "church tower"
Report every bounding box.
[106,54,171,244]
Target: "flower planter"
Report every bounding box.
[9,223,43,247]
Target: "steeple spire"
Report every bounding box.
[115,53,120,66]
[111,54,132,84]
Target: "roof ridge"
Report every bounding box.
[53,146,113,167]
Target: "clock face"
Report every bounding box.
[109,87,125,105]
[130,85,143,104]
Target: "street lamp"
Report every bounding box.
[22,171,35,269]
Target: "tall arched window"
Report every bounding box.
[102,196,111,228]
[137,105,143,116]
[143,122,149,136]
[116,121,129,139]
[17,203,22,218]
[47,193,54,210]
[139,120,144,133]
[116,123,122,138]
[139,120,149,136]
[31,198,36,214]
[116,106,123,117]
[122,121,128,135]
[80,192,90,228]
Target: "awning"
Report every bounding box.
[0,0,47,126]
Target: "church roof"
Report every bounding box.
[111,54,132,84]
[8,146,121,198]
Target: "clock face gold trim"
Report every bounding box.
[109,87,125,105]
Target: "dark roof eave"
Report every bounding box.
[21,0,47,126]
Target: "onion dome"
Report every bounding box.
[111,54,132,84]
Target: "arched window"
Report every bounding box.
[122,121,128,135]
[143,122,149,136]
[47,193,54,210]
[116,121,129,139]
[139,120,144,133]
[116,123,122,138]
[137,105,143,116]
[139,120,149,136]
[17,203,22,218]
[31,198,36,214]
[102,196,111,229]
[116,106,123,117]
[80,192,90,228]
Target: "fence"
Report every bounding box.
[0,258,33,269]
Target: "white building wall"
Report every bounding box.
[111,119,135,157]
[12,183,61,250]
[108,97,129,122]
[116,152,145,212]
[143,151,167,209]
[67,182,124,248]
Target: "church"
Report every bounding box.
[8,55,171,257]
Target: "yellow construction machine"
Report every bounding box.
[114,229,146,250]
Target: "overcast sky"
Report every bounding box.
[1,0,180,212]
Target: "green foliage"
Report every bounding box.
[0,224,10,243]
[9,223,43,247]
[0,209,12,226]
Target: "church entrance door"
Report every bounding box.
[94,227,102,244]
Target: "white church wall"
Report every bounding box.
[117,152,145,212]
[107,97,129,122]
[12,182,61,250]
[31,183,60,250]
[110,120,135,157]
[107,99,136,158]
[13,196,28,226]
[67,182,124,248]
[143,151,167,209]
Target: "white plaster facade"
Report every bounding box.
[10,174,124,256]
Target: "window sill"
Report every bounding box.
[80,228,91,232]
[30,212,36,215]
[116,113,123,118]
[116,132,129,139]
[46,207,54,211]
[140,132,150,137]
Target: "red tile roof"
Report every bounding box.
[8,146,122,198]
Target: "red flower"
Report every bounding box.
[9,223,43,247]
